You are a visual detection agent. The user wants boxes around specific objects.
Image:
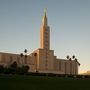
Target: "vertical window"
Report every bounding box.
[10,56,13,63]
[24,56,27,64]
[42,56,46,60]
[59,61,61,71]
[70,62,72,74]
[0,54,1,61]
[65,62,67,74]
[17,57,20,64]
[2,55,6,62]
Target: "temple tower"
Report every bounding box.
[40,10,50,50]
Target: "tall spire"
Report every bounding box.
[42,9,48,26]
[40,9,50,50]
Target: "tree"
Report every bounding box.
[72,55,75,60]
[24,49,28,64]
[8,61,18,74]
[10,61,17,68]
[24,49,27,54]
[20,53,23,57]
[19,65,29,74]
[66,55,69,60]
[75,58,77,62]
[69,58,72,61]
[20,53,24,64]
[34,53,37,56]
[34,53,38,72]
[23,65,29,73]
[0,65,4,73]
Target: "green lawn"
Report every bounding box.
[0,75,90,90]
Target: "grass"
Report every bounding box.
[0,74,90,90]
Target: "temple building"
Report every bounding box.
[0,11,80,74]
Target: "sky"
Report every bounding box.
[0,0,90,73]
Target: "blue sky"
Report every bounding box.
[0,0,90,73]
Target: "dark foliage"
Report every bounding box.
[0,62,29,75]
[10,61,17,68]
[0,65,4,73]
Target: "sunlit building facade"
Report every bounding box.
[0,11,80,74]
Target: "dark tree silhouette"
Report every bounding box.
[34,53,37,56]
[10,61,17,68]
[66,55,69,60]
[24,49,27,54]
[75,58,77,62]
[69,58,72,61]
[72,55,75,60]
[0,65,4,73]
[20,53,24,64]
[20,53,23,57]
[24,49,28,64]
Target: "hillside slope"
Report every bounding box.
[81,71,90,75]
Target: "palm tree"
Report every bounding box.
[24,49,28,64]
[66,55,69,60]
[34,53,38,72]
[24,49,27,54]
[75,58,77,62]
[69,58,72,61]
[20,53,23,64]
[75,58,80,66]
[72,55,75,60]
[34,53,37,56]
[10,61,17,68]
